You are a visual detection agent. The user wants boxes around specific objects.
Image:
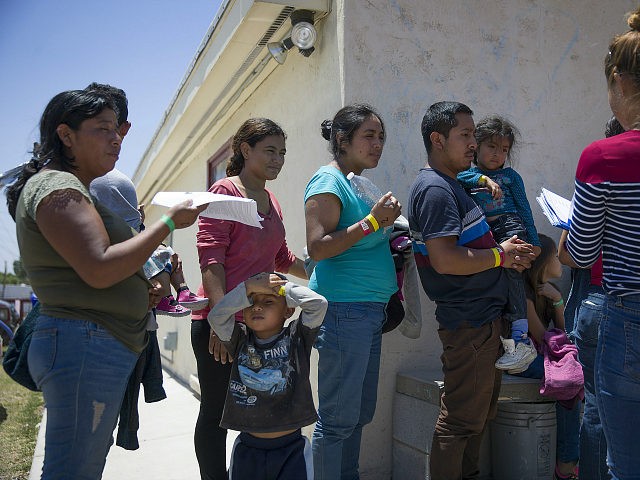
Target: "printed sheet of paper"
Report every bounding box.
[151,191,263,228]
[536,188,572,230]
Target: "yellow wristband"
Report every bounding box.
[160,214,175,233]
[479,175,487,185]
[491,247,501,268]
[366,214,380,232]
[278,286,286,297]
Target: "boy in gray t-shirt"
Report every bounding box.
[207,272,327,480]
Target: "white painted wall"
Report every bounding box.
[139,1,637,477]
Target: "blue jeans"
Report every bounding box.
[28,315,139,479]
[596,294,640,480]
[573,292,610,480]
[514,354,581,464]
[312,301,385,480]
[487,213,527,323]
[565,268,594,334]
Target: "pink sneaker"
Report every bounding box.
[156,296,191,317]
[176,288,209,310]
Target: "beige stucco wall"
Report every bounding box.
[338,1,635,478]
[138,0,637,478]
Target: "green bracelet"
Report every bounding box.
[552,298,564,307]
[160,214,175,233]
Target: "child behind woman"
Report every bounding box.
[457,115,540,372]
[516,234,580,480]
[207,272,327,480]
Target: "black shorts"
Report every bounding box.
[229,429,312,480]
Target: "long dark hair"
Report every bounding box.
[321,104,385,159]
[473,115,520,167]
[6,90,114,220]
[523,233,558,320]
[226,118,286,177]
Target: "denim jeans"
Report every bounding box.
[28,315,139,479]
[514,353,581,464]
[573,292,610,480]
[487,213,527,323]
[565,268,594,334]
[596,294,640,480]
[312,301,385,480]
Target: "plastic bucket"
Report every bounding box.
[490,402,556,480]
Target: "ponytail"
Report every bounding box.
[322,104,384,159]
[5,146,44,220]
[226,151,245,177]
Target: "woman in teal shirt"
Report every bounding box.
[304,104,401,479]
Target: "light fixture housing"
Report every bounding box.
[267,37,294,65]
[267,9,317,64]
[290,21,316,50]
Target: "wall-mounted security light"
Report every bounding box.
[267,37,295,65]
[267,9,318,64]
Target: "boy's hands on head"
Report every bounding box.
[245,272,287,297]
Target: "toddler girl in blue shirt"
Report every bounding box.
[458,115,541,372]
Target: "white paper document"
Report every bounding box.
[536,188,572,230]
[151,191,263,228]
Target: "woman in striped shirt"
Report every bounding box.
[565,8,640,480]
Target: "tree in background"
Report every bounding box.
[12,258,28,284]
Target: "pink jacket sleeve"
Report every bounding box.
[196,181,236,271]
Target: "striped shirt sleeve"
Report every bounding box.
[566,179,606,268]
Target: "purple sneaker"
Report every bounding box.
[156,296,191,317]
[176,288,209,310]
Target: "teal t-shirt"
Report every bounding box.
[304,165,397,303]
